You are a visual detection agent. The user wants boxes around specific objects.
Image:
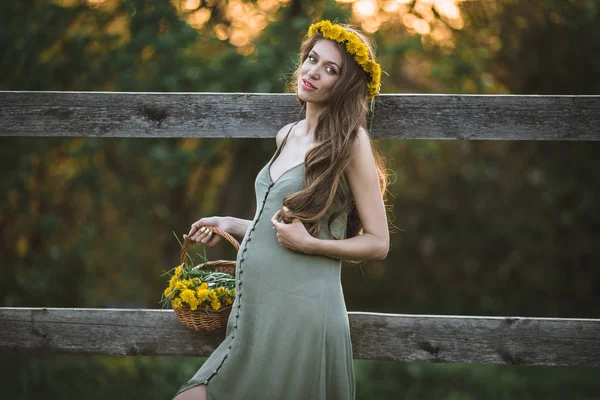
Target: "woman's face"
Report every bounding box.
[297,39,343,105]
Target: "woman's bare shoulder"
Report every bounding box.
[350,126,372,154]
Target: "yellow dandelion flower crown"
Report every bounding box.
[308,20,381,99]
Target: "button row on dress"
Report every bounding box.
[213,220,247,381]
[218,184,271,375]
[209,186,272,381]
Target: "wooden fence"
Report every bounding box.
[1,91,599,368]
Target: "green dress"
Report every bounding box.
[173,122,355,400]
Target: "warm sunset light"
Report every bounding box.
[353,0,377,17]
[187,7,211,29]
[176,0,466,50]
[182,0,200,12]
[435,0,460,19]
[382,1,399,13]
[181,0,284,51]
[58,0,470,54]
[335,0,465,47]
[413,18,431,34]
[214,23,229,40]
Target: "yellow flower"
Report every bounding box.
[200,282,208,290]
[196,288,210,301]
[175,281,186,290]
[169,275,177,289]
[174,265,182,277]
[355,53,369,66]
[371,62,381,76]
[216,287,226,295]
[222,293,234,305]
[180,289,196,305]
[192,278,201,285]
[211,299,221,311]
[328,25,344,41]
[163,287,172,297]
[309,20,332,36]
[345,39,362,55]
[172,298,182,309]
[188,296,199,311]
[208,290,218,301]
[356,46,369,58]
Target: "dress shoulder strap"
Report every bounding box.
[279,121,300,151]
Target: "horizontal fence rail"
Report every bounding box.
[1,308,598,367]
[2,93,599,369]
[1,92,599,140]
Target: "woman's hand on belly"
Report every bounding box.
[271,208,316,254]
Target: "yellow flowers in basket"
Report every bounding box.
[160,264,236,312]
[161,230,239,332]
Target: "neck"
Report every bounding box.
[304,101,326,138]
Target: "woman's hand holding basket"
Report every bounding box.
[187,216,230,247]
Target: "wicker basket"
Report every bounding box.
[172,227,239,332]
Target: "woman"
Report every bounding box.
[173,20,390,400]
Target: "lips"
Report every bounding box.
[302,78,317,89]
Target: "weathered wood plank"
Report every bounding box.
[1,308,598,366]
[350,312,600,367]
[1,92,598,140]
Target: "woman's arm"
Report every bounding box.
[188,216,252,245]
[223,216,253,240]
[271,128,389,261]
[305,231,387,261]
[304,128,389,261]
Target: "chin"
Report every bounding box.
[297,91,309,102]
[297,85,329,105]
[297,87,312,102]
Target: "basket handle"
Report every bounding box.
[180,227,240,266]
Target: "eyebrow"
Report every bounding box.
[311,50,341,70]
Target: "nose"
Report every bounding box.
[308,66,319,80]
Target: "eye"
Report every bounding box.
[308,55,317,62]
[326,66,336,75]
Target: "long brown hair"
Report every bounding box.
[282,23,391,259]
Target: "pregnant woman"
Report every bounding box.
[173,20,390,400]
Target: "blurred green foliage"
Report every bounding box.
[2,355,599,400]
[1,0,599,398]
